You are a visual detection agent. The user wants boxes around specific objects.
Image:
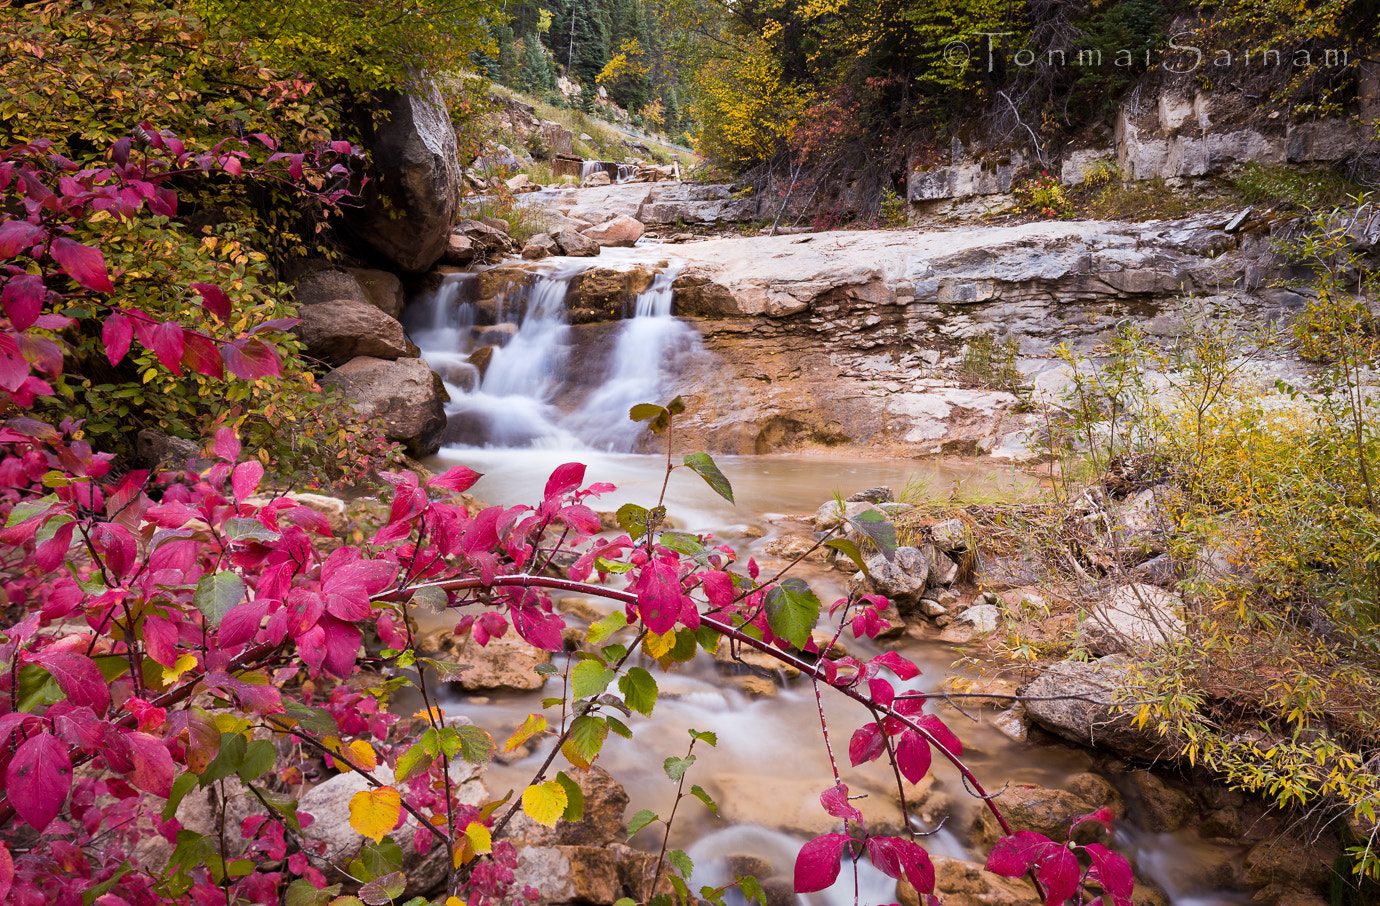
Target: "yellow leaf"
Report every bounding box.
[521,781,568,828]
[447,899,464,906]
[345,740,377,771]
[464,820,492,854]
[161,652,199,686]
[414,706,444,723]
[349,786,402,842]
[643,630,675,659]
[504,713,547,753]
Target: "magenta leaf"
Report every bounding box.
[632,559,686,635]
[222,337,280,379]
[793,833,850,893]
[868,676,895,708]
[146,320,184,374]
[1070,806,1116,836]
[181,330,223,378]
[34,519,76,571]
[430,464,482,494]
[50,237,114,293]
[0,220,44,258]
[5,731,72,831]
[1084,844,1134,904]
[895,729,931,784]
[511,605,565,652]
[212,427,241,461]
[820,782,865,824]
[848,723,887,766]
[870,650,920,681]
[864,836,935,895]
[918,714,962,758]
[231,460,265,500]
[3,273,44,330]
[126,730,174,797]
[318,614,363,677]
[557,503,601,535]
[102,312,133,365]
[986,831,1058,877]
[191,282,231,319]
[1038,846,1081,906]
[219,597,269,649]
[34,650,111,715]
[544,462,586,501]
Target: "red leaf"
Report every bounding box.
[848,723,886,767]
[820,782,864,824]
[1038,846,1081,906]
[896,729,931,784]
[631,559,685,635]
[511,605,565,652]
[986,831,1058,877]
[232,460,265,500]
[142,614,179,667]
[5,731,72,831]
[793,833,850,893]
[1084,844,1134,903]
[50,237,114,293]
[191,282,231,319]
[34,651,111,715]
[868,677,895,708]
[558,504,601,535]
[212,427,241,461]
[219,597,268,649]
[34,519,76,571]
[430,464,482,494]
[0,220,44,258]
[864,836,934,895]
[918,714,962,758]
[544,462,586,501]
[102,313,133,365]
[3,273,44,330]
[222,337,280,379]
[0,840,13,903]
[870,650,920,681]
[319,614,362,677]
[1071,806,1116,836]
[181,330,223,378]
[146,320,184,374]
[126,730,174,797]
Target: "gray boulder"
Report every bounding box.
[345,83,462,273]
[553,228,599,257]
[1022,657,1181,762]
[864,546,929,609]
[321,356,447,456]
[522,233,558,260]
[344,268,406,319]
[1081,583,1186,657]
[295,298,419,367]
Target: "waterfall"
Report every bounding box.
[405,256,700,452]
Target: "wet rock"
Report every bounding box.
[321,356,446,456]
[1022,657,1182,762]
[580,214,644,247]
[467,345,495,380]
[295,298,419,367]
[735,675,778,697]
[1124,770,1195,832]
[863,546,930,609]
[1082,584,1186,657]
[846,487,894,504]
[344,267,406,318]
[763,533,827,562]
[992,705,1030,741]
[714,637,801,679]
[504,766,628,847]
[712,774,907,837]
[898,855,1039,906]
[1201,806,1242,839]
[442,231,477,265]
[968,783,1103,849]
[1243,834,1340,890]
[522,233,558,260]
[1065,772,1126,818]
[553,228,599,257]
[582,170,612,187]
[420,631,552,692]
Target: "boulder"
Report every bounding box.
[419,630,552,692]
[506,173,533,192]
[459,219,519,257]
[320,356,447,457]
[582,171,612,187]
[294,298,419,367]
[954,603,999,633]
[503,766,628,847]
[345,84,462,273]
[553,228,599,257]
[135,428,200,471]
[580,214,644,247]
[863,546,930,609]
[293,267,372,310]
[1123,770,1194,832]
[343,268,406,319]
[921,543,959,587]
[538,121,575,157]
[968,783,1104,848]
[522,233,558,260]
[1022,657,1182,762]
[1081,584,1186,657]
[443,232,477,266]
[898,855,1039,906]
[711,774,907,837]
[511,843,665,906]
[846,487,894,504]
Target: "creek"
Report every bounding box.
[404,256,1253,906]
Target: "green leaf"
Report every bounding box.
[16,663,61,712]
[688,729,718,746]
[358,870,406,905]
[454,725,496,764]
[259,790,303,833]
[555,770,585,822]
[562,715,608,769]
[571,659,616,700]
[607,716,633,739]
[618,667,658,717]
[666,628,699,663]
[666,395,685,415]
[163,772,199,821]
[668,849,694,878]
[690,784,719,815]
[409,585,448,612]
[659,531,705,556]
[600,643,628,662]
[670,874,691,905]
[764,577,821,649]
[5,493,58,529]
[200,732,247,786]
[847,509,897,561]
[193,572,244,627]
[237,738,276,782]
[615,898,638,906]
[284,879,341,906]
[81,861,132,906]
[629,403,667,423]
[223,517,280,543]
[594,556,634,574]
[664,754,695,782]
[284,700,340,737]
[394,742,434,783]
[348,837,403,884]
[738,873,768,906]
[700,886,728,906]
[626,807,660,837]
[683,452,734,503]
[824,538,869,576]
[616,502,654,541]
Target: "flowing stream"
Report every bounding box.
[405,259,1254,906]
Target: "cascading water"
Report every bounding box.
[405,255,699,451]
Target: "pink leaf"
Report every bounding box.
[126,730,174,797]
[5,731,72,831]
[212,427,241,461]
[1071,806,1116,836]
[870,650,920,681]
[918,714,962,758]
[868,677,895,708]
[191,282,231,319]
[142,614,179,667]
[1038,846,1080,906]
[986,831,1058,877]
[896,729,931,784]
[820,782,864,824]
[511,605,565,652]
[34,519,76,571]
[3,273,44,330]
[700,570,734,608]
[1084,844,1134,903]
[793,833,850,893]
[864,836,934,895]
[848,723,886,767]
[631,559,685,635]
[181,330,223,378]
[146,320,184,374]
[102,312,133,365]
[544,462,586,501]
[232,460,265,500]
[430,464,482,494]
[34,650,111,715]
[50,237,114,293]
[222,337,280,379]
[557,504,601,535]
[219,597,269,649]
[319,614,362,677]
[0,220,44,258]
[0,840,13,903]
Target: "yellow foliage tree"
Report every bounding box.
[690,37,805,169]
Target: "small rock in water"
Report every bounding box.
[846,487,895,504]
[956,603,1000,633]
[992,706,1029,742]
